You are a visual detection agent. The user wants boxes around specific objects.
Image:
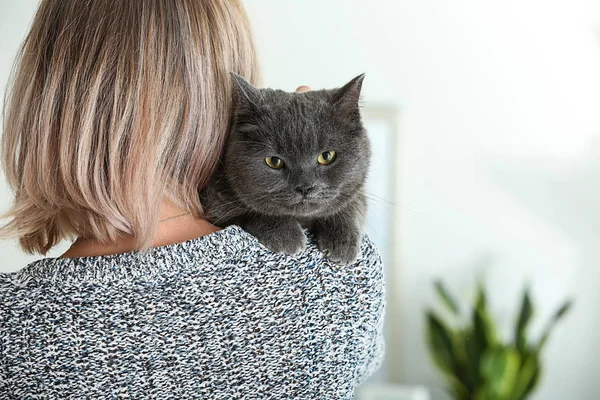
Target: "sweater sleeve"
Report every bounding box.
[353,235,386,387]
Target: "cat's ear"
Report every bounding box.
[331,74,365,109]
[230,72,260,108]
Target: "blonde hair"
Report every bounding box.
[1,0,260,254]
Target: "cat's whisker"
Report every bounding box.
[364,196,396,216]
[365,192,399,207]
[365,193,430,217]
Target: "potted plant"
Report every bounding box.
[425,280,572,400]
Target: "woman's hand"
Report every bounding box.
[296,86,311,93]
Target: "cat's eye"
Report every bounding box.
[265,156,285,169]
[317,151,337,165]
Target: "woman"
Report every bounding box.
[0,1,384,399]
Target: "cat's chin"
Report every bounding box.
[286,201,329,218]
[242,200,325,218]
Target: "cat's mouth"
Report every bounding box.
[295,198,320,207]
[292,192,337,208]
[289,196,329,215]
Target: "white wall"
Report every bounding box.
[1,1,600,399]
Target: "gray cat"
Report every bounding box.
[201,73,371,265]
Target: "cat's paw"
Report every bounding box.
[316,230,361,265]
[256,223,307,255]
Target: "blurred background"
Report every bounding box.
[1,1,599,399]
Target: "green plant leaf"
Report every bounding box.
[474,282,498,347]
[515,287,533,352]
[456,281,500,393]
[449,327,472,390]
[435,280,459,315]
[445,375,471,400]
[461,328,481,392]
[426,311,457,376]
[426,280,571,400]
[475,282,486,311]
[511,353,541,400]
[465,318,486,392]
[537,300,573,351]
[473,386,496,400]
[522,362,541,399]
[480,347,521,399]
[426,310,472,396]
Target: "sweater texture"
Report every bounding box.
[0,225,385,399]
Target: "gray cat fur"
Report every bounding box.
[201,73,371,265]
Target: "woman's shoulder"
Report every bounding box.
[232,225,384,290]
[0,225,383,294]
[245,226,383,270]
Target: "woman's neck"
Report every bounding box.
[60,200,221,258]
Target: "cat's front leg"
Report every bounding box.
[314,199,365,265]
[239,215,307,255]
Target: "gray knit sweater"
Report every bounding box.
[0,225,385,399]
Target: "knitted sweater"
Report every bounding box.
[0,225,385,399]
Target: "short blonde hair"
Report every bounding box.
[1,0,260,254]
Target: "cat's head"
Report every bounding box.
[223,73,371,218]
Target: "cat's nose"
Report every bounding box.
[295,185,315,196]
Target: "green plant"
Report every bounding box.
[426,280,572,400]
